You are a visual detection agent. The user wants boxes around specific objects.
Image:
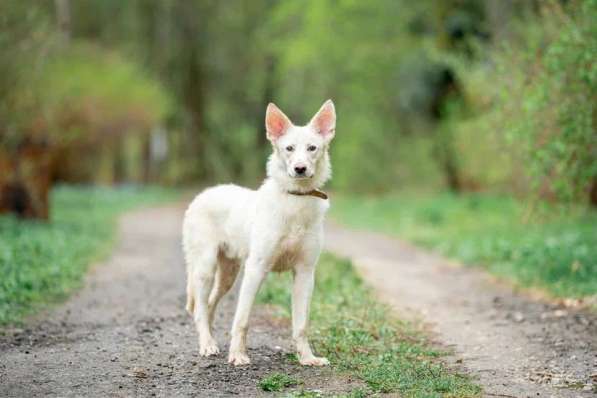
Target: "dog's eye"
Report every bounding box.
[285,145,294,152]
[307,145,317,152]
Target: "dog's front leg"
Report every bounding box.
[292,264,329,366]
[228,255,268,366]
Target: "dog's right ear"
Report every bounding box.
[266,103,292,142]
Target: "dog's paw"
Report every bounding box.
[199,338,220,357]
[228,351,251,366]
[299,356,329,366]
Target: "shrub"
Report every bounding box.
[450,0,596,204]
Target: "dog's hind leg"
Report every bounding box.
[190,246,220,357]
[208,254,240,329]
[185,277,195,315]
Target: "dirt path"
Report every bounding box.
[0,205,357,397]
[325,221,596,397]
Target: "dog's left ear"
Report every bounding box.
[309,99,336,141]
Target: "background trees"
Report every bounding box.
[1,0,595,218]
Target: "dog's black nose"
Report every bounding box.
[294,166,307,175]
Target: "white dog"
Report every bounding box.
[182,100,336,366]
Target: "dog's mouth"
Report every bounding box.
[289,173,313,180]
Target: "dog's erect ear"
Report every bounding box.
[309,99,336,141]
[266,103,292,142]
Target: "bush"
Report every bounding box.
[450,0,596,203]
[38,44,171,145]
[0,3,171,161]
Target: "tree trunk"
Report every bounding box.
[113,139,127,183]
[179,1,208,180]
[589,178,597,207]
[141,134,151,183]
[255,55,276,153]
[433,136,462,192]
[55,0,71,44]
[484,0,514,41]
[0,140,52,220]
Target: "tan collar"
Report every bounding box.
[287,189,329,200]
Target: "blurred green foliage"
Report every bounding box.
[447,0,596,204]
[0,185,178,324]
[1,0,595,202]
[0,5,170,150]
[39,44,171,142]
[258,254,481,397]
[331,194,597,298]
[0,3,53,147]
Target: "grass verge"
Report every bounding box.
[331,193,597,299]
[0,185,179,324]
[257,253,481,397]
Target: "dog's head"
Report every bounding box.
[265,100,335,190]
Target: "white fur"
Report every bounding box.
[182,100,336,366]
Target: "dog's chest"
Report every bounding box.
[281,222,309,249]
[270,205,322,272]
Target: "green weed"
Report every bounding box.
[258,373,300,392]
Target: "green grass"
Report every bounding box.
[257,254,481,398]
[258,373,300,392]
[0,185,178,324]
[284,389,368,398]
[330,193,597,299]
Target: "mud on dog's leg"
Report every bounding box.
[228,258,267,366]
[292,264,329,366]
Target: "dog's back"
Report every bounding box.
[183,184,255,264]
